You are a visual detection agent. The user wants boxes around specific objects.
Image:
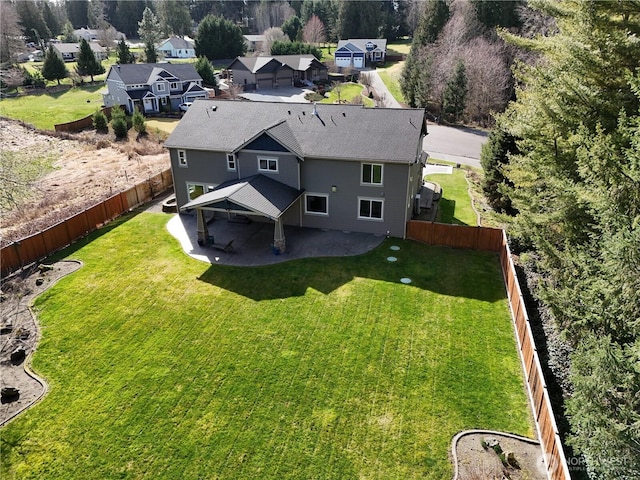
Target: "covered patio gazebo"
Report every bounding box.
[180,174,304,253]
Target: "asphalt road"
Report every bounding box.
[423,123,489,169]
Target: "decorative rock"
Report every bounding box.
[10,347,26,362]
[485,437,499,448]
[35,278,44,286]
[387,256,397,262]
[1,387,20,401]
[38,264,54,272]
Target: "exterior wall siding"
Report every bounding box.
[169,147,420,238]
[299,158,410,237]
[171,149,239,207]
[236,151,299,189]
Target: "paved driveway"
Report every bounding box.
[240,87,313,103]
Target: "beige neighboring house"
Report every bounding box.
[73,27,126,42]
[53,42,107,62]
[228,55,328,90]
[244,35,266,53]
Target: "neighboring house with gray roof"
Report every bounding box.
[228,55,328,89]
[53,42,107,62]
[158,37,195,58]
[164,100,428,247]
[335,39,387,69]
[102,63,207,114]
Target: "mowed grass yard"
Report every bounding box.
[0,213,532,479]
[0,84,105,130]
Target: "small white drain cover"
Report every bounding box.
[390,245,400,251]
[387,256,397,262]
[400,278,412,284]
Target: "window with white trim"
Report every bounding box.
[187,183,204,200]
[258,156,278,173]
[170,82,179,90]
[177,150,187,167]
[305,194,328,215]
[361,163,383,185]
[227,153,236,171]
[157,83,166,92]
[358,197,384,220]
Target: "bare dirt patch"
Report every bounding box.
[0,119,170,245]
[453,431,546,480]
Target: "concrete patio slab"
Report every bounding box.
[166,213,385,266]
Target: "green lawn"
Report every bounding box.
[426,166,478,226]
[377,67,406,105]
[0,84,105,130]
[320,82,374,106]
[0,213,531,479]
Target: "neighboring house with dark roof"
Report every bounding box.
[243,35,265,53]
[228,55,328,90]
[53,42,107,62]
[334,39,387,69]
[158,37,195,58]
[102,63,207,114]
[164,100,428,246]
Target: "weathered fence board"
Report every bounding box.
[1,169,172,277]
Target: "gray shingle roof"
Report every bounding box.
[165,100,426,164]
[229,55,324,74]
[108,63,202,85]
[182,174,303,219]
[336,39,387,53]
[160,37,194,50]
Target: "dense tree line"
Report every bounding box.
[481,1,640,477]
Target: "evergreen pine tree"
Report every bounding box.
[194,56,216,87]
[144,41,157,63]
[93,109,108,133]
[442,60,467,122]
[42,45,68,86]
[116,38,134,64]
[76,38,105,83]
[110,105,128,139]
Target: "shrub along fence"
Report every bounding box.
[406,220,571,480]
[1,170,172,277]
[54,106,112,133]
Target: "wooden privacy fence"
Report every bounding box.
[54,106,112,133]
[1,170,172,277]
[406,221,571,480]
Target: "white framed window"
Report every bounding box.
[157,83,166,92]
[177,150,187,167]
[227,153,236,171]
[304,194,328,216]
[358,197,384,220]
[258,156,278,173]
[361,163,383,185]
[170,82,179,90]
[161,96,167,105]
[187,183,204,200]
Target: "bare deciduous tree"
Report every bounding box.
[0,2,22,65]
[302,15,326,45]
[262,27,289,55]
[254,1,295,34]
[461,37,510,126]
[0,67,25,92]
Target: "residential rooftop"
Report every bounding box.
[165,100,427,164]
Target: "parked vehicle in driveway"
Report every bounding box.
[179,102,192,112]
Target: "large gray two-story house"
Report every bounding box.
[102,63,207,114]
[164,100,428,250]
